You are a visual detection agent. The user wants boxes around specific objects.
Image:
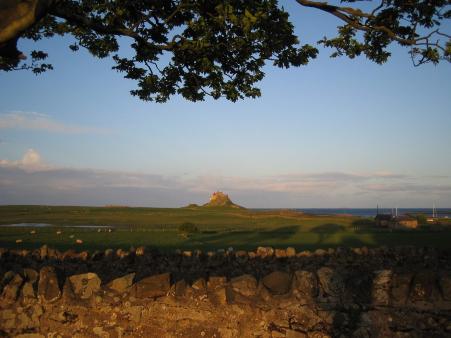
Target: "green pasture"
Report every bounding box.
[0,205,450,251]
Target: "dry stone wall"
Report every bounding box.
[1,246,451,338]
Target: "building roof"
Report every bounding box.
[375,214,393,221]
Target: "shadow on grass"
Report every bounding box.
[310,223,345,246]
[2,223,451,252]
[190,225,300,248]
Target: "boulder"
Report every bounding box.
[1,273,23,303]
[61,249,78,260]
[410,271,436,302]
[231,274,257,297]
[174,279,187,298]
[77,251,89,261]
[391,273,413,304]
[62,278,76,303]
[372,270,392,306]
[104,248,114,258]
[207,277,228,305]
[275,249,287,258]
[286,247,296,257]
[317,267,344,302]
[293,270,318,303]
[208,276,227,290]
[20,282,36,302]
[439,273,451,301]
[69,272,101,299]
[39,245,48,260]
[256,246,274,258]
[297,250,312,257]
[38,266,61,303]
[262,271,292,295]
[235,250,248,262]
[314,249,327,256]
[107,273,135,293]
[192,278,207,292]
[47,247,58,260]
[235,250,247,258]
[23,268,38,284]
[132,273,170,298]
[1,270,15,286]
[210,286,227,305]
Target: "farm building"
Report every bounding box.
[375,214,418,229]
[375,214,392,227]
[392,216,418,229]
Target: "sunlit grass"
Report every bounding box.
[0,205,450,251]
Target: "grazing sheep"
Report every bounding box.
[97,228,101,232]
[30,230,36,235]
[56,230,62,235]
[69,235,74,239]
[75,239,83,244]
[135,246,145,256]
[16,239,23,243]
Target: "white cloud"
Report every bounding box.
[0,149,50,172]
[0,111,108,134]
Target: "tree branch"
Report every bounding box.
[49,5,174,51]
[295,0,445,46]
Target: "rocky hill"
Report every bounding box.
[202,191,243,208]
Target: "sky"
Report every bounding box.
[0,2,450,208]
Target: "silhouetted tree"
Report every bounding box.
[1,0,449,101]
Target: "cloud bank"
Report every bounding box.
[1,150,450,207]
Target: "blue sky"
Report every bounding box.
[0,3,450,207]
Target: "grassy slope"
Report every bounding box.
[0,205,450,251]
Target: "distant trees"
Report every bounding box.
[1,0,450,102]
[178,222,199,237]
[416,214,428,225]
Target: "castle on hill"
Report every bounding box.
[203,191,243,208]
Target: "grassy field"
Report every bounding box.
[0,205,450,251]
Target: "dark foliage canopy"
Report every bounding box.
[0,0,450,102]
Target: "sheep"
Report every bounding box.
[30,230,36,235]
[56,230,62,235]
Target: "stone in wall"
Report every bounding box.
[262,271,292,295]
[132,272,170,298]
[69,272,101,299]
[0,246,451,337]
[107,272,135,293]
[1,272,23,304]
[37,266,60,303]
